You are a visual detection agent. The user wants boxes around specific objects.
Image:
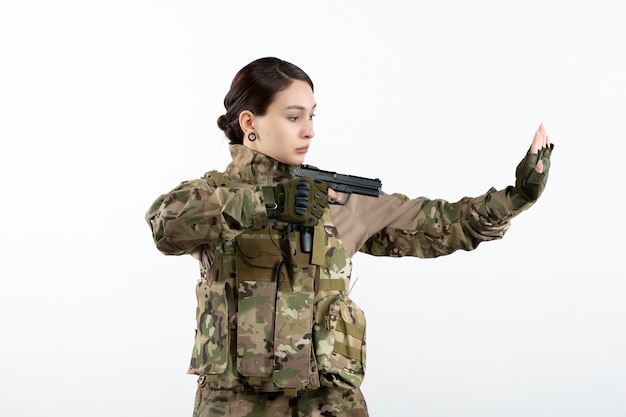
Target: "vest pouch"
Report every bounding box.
[273,290,316,390]
[237,281,276,377]
[191,280,234,376]
[315,295,367,389]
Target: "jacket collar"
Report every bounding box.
[226,144,296,185]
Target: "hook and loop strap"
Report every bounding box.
[262,186,279,218]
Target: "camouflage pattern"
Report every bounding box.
[194,280,233,375]
[193,384,368,417]
[188,241,243,389]
[145,145,294,256]
[145,144,532,416]
[273,290,314,389]
[237,281,276,377]
[360,188,516,258]
[314,295,366,390]
[202,213,356,393]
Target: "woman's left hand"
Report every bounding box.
[509,123,555,209]
[530,123,552,173]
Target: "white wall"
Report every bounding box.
[1,1,624,416]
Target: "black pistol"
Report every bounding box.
[294,165,382,252]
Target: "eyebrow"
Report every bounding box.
[285,104,317,111]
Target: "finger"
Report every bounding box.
[535,159,544,173]
[530,125,542,154]
[328,188,339,201]
[539,123,549,149]
[538,122,546,150]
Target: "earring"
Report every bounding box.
[247,132,257,142]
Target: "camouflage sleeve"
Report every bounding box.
[360,187,518,258]
[145,179,268,256]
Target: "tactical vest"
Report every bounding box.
[187,171,367,396]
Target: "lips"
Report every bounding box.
[296,146,309,153]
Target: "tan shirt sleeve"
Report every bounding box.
[330,188,517,259]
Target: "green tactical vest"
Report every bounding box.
[187,170,367,396]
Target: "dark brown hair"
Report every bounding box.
[217,57,314,144]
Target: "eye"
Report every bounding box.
[309,114,316,121]
[288,116,299,122]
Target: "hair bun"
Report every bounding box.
[217,114,229,131]
[217,113,241,144]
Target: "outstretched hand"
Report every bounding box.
[530,123,551,173]
[509,123,555,210]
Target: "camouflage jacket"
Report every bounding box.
[145,144,519,394]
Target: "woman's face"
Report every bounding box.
[245,80,316,166]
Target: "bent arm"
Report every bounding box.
[145,179,267,255]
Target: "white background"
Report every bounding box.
[1,1,625,416]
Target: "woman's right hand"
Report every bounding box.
[263,179,329,226]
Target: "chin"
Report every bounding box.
[288,156,306,166]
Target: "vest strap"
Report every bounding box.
[310,221,327,266]
[317,278,348,291]
[333,341,362,361]
[262,186,279,218]
[205,374,219,383]
[284,388,298,398]
[335,319,365,340]
[247,376,264,387]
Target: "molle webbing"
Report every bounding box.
[233,229,317,392]
[234,228,349,292]
[333,320,365,361]
[315,268,348,291]
[191,169,359,393]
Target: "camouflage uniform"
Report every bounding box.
[146,145,519,416]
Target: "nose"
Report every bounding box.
[303,119,314,139]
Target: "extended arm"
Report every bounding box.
[333,124,554,258]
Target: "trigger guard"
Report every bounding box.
[329,192,351,205]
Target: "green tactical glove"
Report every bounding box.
[509,143,554,209]
[262,178,329,226]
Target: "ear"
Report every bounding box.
[238,110,255,133]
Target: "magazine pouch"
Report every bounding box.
[272,290,315,390]
[236,280,276,377]
[235,229,288,378]
[192,280,234,376]
[314,294,367,389]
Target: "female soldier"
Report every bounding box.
[145,57,553,417]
